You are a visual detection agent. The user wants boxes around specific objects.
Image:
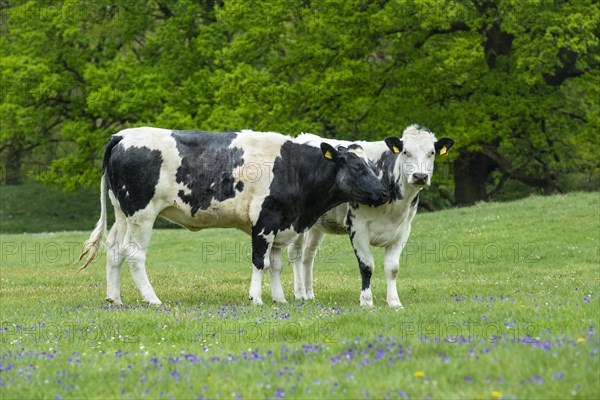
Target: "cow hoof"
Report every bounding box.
[306,292,315,300]
[106,297,123,306]
[388,300,404,308]
[143,297,162,306]
[359,291,373,307]
[250,296,263,306]
[273,297,288,304]
[294,291,307,300]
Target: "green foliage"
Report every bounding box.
[1,1,598,202]
[0,192,598,398]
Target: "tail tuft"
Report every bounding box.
[77,136,122,274]
[77,171,108,274]
[76,237,102,274]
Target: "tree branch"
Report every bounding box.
[155,1,173,19]
[414,22,471,49]
[486,172,510,199]
[480,144,548,188]
[558,111,588,123]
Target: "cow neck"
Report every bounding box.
[256,141,343,236]
[371,151,402,201]
[295,177,343,232]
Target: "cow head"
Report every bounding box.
[384,125,455,187]
[320,143,390,206]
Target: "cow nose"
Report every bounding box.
[413,173,428,184]
[381,190,390,202]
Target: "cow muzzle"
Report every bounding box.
[412,173,429,186]
[380,190,390,203]
[359,188,390,206]
[370,189,390,206]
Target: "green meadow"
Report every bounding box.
[0,191,598,399]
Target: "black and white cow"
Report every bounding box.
[79,127,390,305]
[289,125,454,307]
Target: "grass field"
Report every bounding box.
[0,192,598,399]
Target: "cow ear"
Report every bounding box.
[384,137,403,154]
[434,138,455,156]
[320,142,339,162]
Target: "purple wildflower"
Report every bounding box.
[170,370,180,380]
[184,354,199,363]
[540,341,552,351]
[274,388,285,399]
[552,372,565,380]
[529,376,544,384]
[0,364,14,373]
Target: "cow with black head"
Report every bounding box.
[79,127,390,305]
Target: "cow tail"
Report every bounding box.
[77,136,122,274]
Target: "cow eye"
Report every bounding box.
[402,150,410,157]
[430,151,435,156]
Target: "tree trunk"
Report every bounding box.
[453,150,497,206]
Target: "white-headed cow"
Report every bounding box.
[79,127,390,305]
[289,125,455,307]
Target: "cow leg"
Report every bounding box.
[288,234,307,300]
[124,215,162,305]
[350,229,375,307]
[249,266,264,306]
[302,229,326,300]
[249,231,273,305]
[268,247,287,303]
[384,219,413,307]
[106,208,127,305]
[384,241,404,308]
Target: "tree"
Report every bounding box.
[2,0,598,206]
[1,0,221,187]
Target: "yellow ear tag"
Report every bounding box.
[324,150,333,160]
[440,146,448,156]
[392,146,400,154]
